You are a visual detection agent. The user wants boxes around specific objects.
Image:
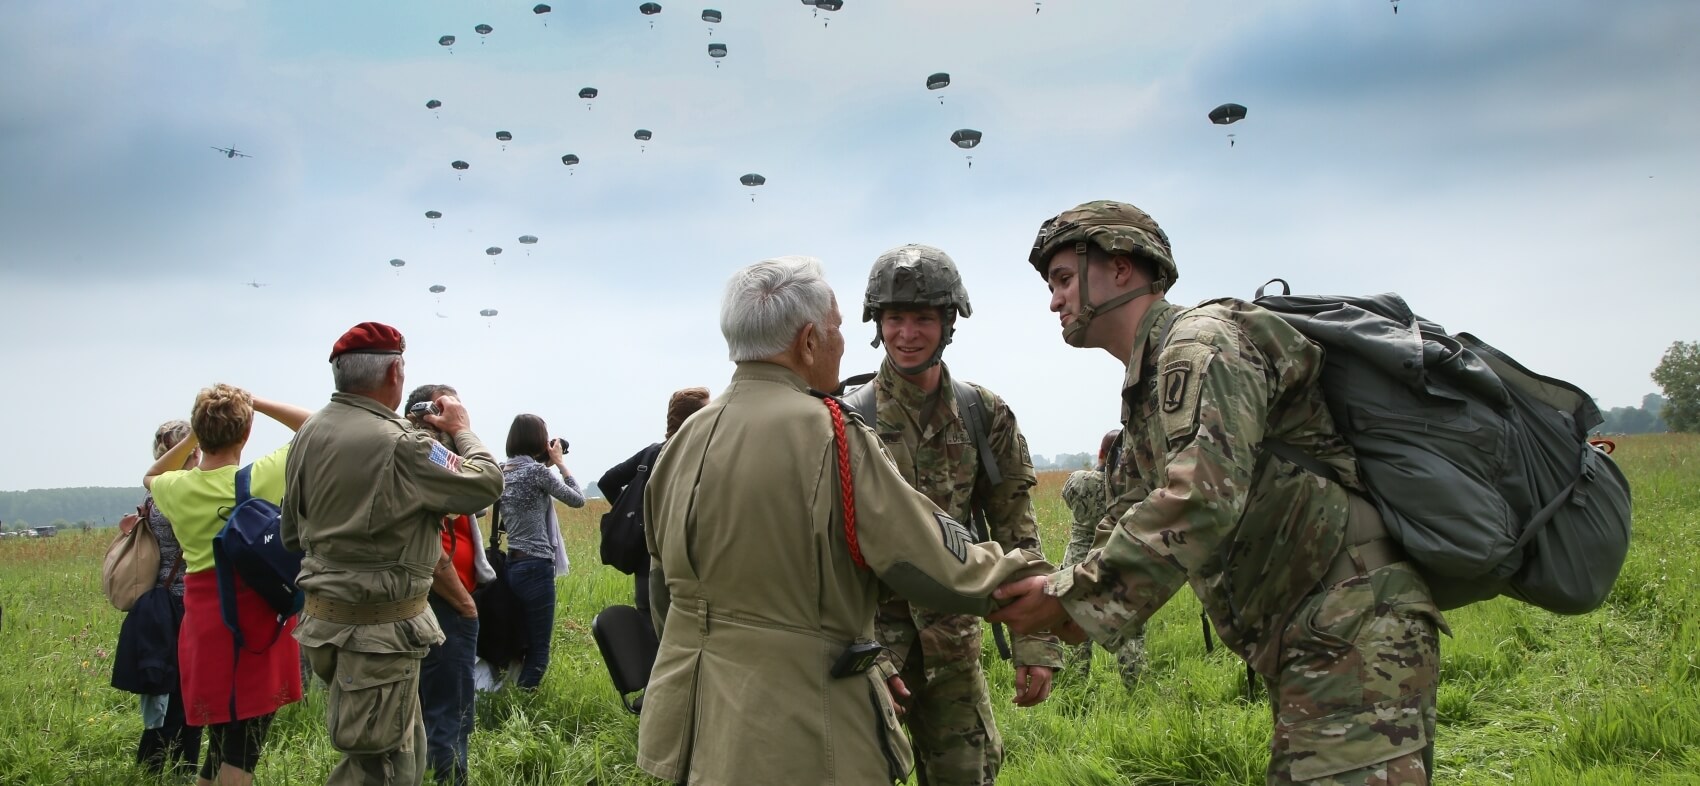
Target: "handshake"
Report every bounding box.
[989,574,1088,645]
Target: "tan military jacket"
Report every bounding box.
[869,359,1064,671]
[281,392,504,654]
[638,362,1051,786]
[1051,298,1364,676]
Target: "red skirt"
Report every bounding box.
[178,569,302,726]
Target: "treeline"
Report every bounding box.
[1594,394,1668,435]
[0,486,145,530]
[1033,452,1093,471]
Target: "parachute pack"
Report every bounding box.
[1244,281,1632,614]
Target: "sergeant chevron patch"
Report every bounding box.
[935,512,971,563]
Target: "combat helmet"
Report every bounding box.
[863,243,972,374]
[1028,200,1176,346]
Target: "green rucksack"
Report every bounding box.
[1246,280,1632,613]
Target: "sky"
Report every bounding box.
[1,0,1695,492]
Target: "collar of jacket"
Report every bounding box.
[731,360,812,393]
[1121,298,1180,402]
[329,390,407,423]
[874,356,958,424]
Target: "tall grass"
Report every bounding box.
[0,435,1695,784]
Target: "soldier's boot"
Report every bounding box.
[1062,640,1094,681]
[1114,633,1146,690]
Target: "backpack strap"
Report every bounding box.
[234,464,254,506]
[843,378,877,430]
[953,379,1003,489]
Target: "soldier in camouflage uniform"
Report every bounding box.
[1059,429,1145,688]
[858,244,1064,786]
[990,202,1447,785]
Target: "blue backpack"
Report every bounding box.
[213,464,304,652]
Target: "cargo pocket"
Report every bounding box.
[865,670,914,782]
[1282,693,1429,782]
[326,650,421,755]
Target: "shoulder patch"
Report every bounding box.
[1156,343,1215,443]
[1161,358,1193,413]
[935,512,971,564]
[426,440,463,472]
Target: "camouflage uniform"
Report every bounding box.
[1058,469,1144,687]
[870,359,1064,786]
[1031,201,1447,785]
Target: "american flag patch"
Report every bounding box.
[427,441,463,472]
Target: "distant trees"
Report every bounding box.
[1652,341,1700,433]
[1595,394,1667,435]
[1032,452,1094,471]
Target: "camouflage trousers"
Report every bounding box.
[1061,516,1145,688]
[305,644,429,786]
[1265,562,1443,786]
[891,617,1003,786]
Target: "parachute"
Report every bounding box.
[425,210,441,228]
[438,35,456,53]
[926,72,950,104]
[496,130,512,151]
[815,0,842,26]
[703,8,721,33]
[708,42,727,67]
[534,4,553,22]
[474,24,493,43]
[950,128,982,168]
[561,153,580,172]
[485,246,503,257]
[579,87,598,110]
[480,309,498,317]
[1208,102,1247,147]
[740,173,766,202]
[389,259,406,268]
[518,235,538,244]
[429,284,446,294]
[425,99,442,109]
[640,2,662,28]
[451,160,469,180]
[635,129,652,153]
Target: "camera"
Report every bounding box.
[552,438,570,455]
[409,401,439,417]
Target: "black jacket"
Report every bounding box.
[597,442,663,575]
[111,587,183,696]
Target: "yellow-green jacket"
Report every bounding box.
[638,362,1052,786]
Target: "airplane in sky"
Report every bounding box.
[243,280,267,288]
[211,145,251,159]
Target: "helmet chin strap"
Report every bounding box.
[1060,241,1166,347]
[873,312,956,375]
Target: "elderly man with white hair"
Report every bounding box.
[637,256,1054,786]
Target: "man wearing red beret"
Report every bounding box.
[281,322,505,786]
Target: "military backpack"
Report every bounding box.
[1239,280,1632,614]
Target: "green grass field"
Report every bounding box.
[2,434,1696,785]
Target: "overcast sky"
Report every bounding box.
[2,0,1695,492]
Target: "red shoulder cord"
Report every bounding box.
[821,396,867,570]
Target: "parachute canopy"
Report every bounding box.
[438,35,456,46]
[534,4,552,14]
[475,24,493,35]
[708,43,727,58]
[480,309,499,317]
[425,210,442,219]
[634,129,653,141]
[950,129,982,149]
[927,72,950,91]
[518,235,538,244]
[702,8,722,22]
[429,285,446,294]
[740,173,766,187]
[389,259,406,268]
[496,131,512,141]
[1208,103,1247,125]
[485,247,503,256]
[640,3,662,15]
[425,99,442,109]
[816,0,842,10]
[579,87,598,99]
[561,154,580,165]
[451,160,469,170]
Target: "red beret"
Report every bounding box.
[329,322,406,361]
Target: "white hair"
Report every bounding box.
[332,353,400,393]
[720,256,835,362]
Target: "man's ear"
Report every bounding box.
[1111,254,1137,287]
[798,321,818,366]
